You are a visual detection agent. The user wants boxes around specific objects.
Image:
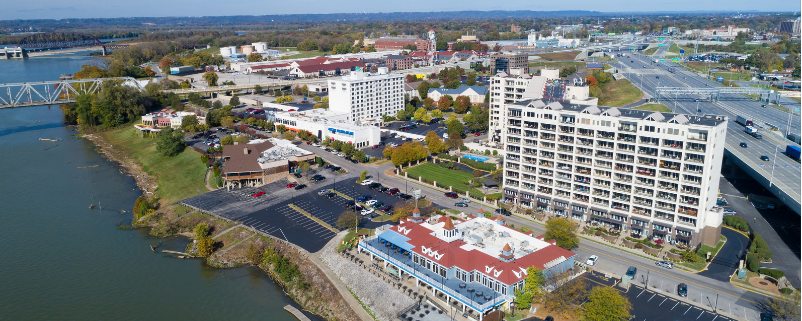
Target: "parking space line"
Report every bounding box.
[684,306,692,315]
[659,297,667,306]
[697,311,705,319]
[672,302,679,310]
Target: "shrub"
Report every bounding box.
[459,146,468,151]
[746,253,760,272]
[755,248,773,261]
[634,243,643,249]
[780,288,794,295]
[758,269,785,280]
[723,215,750,232]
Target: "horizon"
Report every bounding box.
[2,5,800,21]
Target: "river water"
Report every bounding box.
[0,56,304,320]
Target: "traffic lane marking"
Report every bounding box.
[578,245,757,305]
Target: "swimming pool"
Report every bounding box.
[462,154,490,162]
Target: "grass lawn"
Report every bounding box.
[633,103,672,112]
[597,79,643,107]
[281,51,327,60]
[711,71,751,81]
[534,51,580,61]
[667,43,681,54]
[336,228,375,252]
[405,163,482,194]
[643,47,658,55]
[371,214,392,222]
[529,61,585,69]
[198,46,220,54]
[99,125,208,205]
[685,62,724,73]
[731,270,760,289]
[681,235,726,271]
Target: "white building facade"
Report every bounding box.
[500,99,727,247]
[327,70,405,125]
[273,109,381,148]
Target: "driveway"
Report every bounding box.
[697,228,749,282]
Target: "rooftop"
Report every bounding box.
[428,85,488,96]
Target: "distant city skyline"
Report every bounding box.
[2,1,800,21]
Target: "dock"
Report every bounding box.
[283,305,311,321]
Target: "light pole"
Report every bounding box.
[769,145,783,188]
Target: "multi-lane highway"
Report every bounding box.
[612,53,801,213]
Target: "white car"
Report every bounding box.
[360,180,374,186]
[361,208,375,215]
[337,153,345,157]
[330,150,338,154]
[586,255,598,266]
[365,200,378,206]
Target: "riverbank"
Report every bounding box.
[85,124,364,321]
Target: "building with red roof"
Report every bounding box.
[358,210,576,320]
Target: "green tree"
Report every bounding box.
[466,72,477,86]
[417,81,430,99]
[253,84,263,94]
[197,237,214,257]
[301,85,309,96]
[582,286,632,321]
[156,127,186,157]
[220,135,234,145]
[203,72,219,86]
[454,96,471,114]
[194,222,210,239]
[181,115,198,131]
[229,96,240,106]
[132,196,152,219]
[353,151,366,162]
[445,78,461,89]
[421,113,433,123]
[342,142,356,156]
[236,135,250,145]
[513,267,545,310]
[544,217,579,250]
[431,109,443,119]
[336,211,359,230]
[247,52,263,62]
[360,170,368,182]
[414,108,428,121]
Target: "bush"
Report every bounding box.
[780,288,794,295]
[723,215,750,232]
[460,157,497,171]
[759,269,785,280]
[746,253,760,272]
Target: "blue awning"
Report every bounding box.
[378,230,415,251]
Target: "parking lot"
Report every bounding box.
[580,273,739,321]
[240,199,338,253]
[383,121,447,137]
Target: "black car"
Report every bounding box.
[345,200,356,207]
[372,201,384,209]
[398,193,413,200]
[324,164,333,169]
[294,184,307,190]
[368,183,382,189]
[677,283,687,297]
[378,187,389,193]
[495,208,511,216]
[294,173,302,178]
[325,192,336,198]
[625,266,637,279]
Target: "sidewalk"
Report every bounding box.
[313,232,376,321]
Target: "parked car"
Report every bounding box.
[365,200,378,206]
[387,188,400,195]
[294,184,307,190]
[381,205,394,212]
[760,312,774,321]
[286,183,298,188]
[360,180,374,186]
[455,202,468,207]
[252,191,265,197]
[294,173,302,178]
[357,195,372,202]
[723,209,737,215]
[398,193,413,200]
[655,261,674,269]
[361,208,375,215]
[325,192,336,198]
[586,255,598,266]
[444,192,459,198]
[625,266,637,279]
[345,200,356,207]
[495,208,511,216]
[372,201,384,209]
[677,283,688,297]
[318,189,330,195]
[459,198,471,203]
[378,187,389,193]
[368,183,382,189]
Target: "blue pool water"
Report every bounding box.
[462,154,490,162]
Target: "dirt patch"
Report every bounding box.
[748,277,780,294]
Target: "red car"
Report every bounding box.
[286,183,298,188]
[288,109,296,112]
[252,191,265,197]
[474,133,481,137]
[444,192,458,198]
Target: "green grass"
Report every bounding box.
[667,43,681,54]
[633,103,672,112]
[336,228,375,252]
[198,46,220,54]
[281,51,327,60]
[710,72,750,81]
[685,62,725,73]
[681,235,726,271]
[533,51,580,61]
[371,214,392,222]
[596,79,643,107]
[529,61,585,68]
[405,163,482,194]
[100,125,207,205]
[643,47,658,55]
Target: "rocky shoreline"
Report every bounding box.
[84,131,364,321]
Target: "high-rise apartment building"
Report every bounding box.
[327,70,405,125]
[500,99,727,247]
[489,53,529,74]
[780,19,801,35]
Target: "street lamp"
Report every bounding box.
[769,145,783,188]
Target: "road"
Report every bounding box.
[612,53,801,210]
[293,145,775,320]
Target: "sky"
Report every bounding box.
[3,0,800,20]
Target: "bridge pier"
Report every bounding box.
[101,46,107,56]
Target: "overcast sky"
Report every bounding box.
[3,0,800,20]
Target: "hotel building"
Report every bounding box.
[328,69,405,125]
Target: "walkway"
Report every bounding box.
[314,232,378,321]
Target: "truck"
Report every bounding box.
[787,145,801,161]
[735,115,753,127]
[745,126,762,139]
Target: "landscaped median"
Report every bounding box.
[288,204,339,233]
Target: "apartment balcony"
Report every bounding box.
[658,184,678,191]
[655,203,676,212]
[678,207,698,217]
[618,125,636,133]
[685,157,705,164]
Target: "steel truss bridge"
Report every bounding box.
[654,87,786,104]
[0,78,140,108]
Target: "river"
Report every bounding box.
[0,56,305,320]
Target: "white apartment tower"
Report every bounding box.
[501,99,727,248]
[327,69,405,125]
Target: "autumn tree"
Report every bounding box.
[144,66,155,77]
[158,57,174,69]
[454,95,471,113]
[581,286,632,321]
[431,109,443,119]
[196,236,214,257]
[405,74,417,83]
[513,267,545,310]
[390,201,417,222]
[544,217,579,250]
[466,72,477,86]
[438,96,452,111]
[544,271,587,315]
[422,97,435,110]
[203,72,219,86]
[417,81,430,99]
[336,210,359,230]
[383,146,395,159]
[413,107,428,121]
[765,290,801,321]
[247,52,263,62]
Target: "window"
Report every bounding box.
[644,126,656,132]
[601,120,612,127]
[666,128,680,135]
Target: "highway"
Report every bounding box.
[612,53,801,212]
